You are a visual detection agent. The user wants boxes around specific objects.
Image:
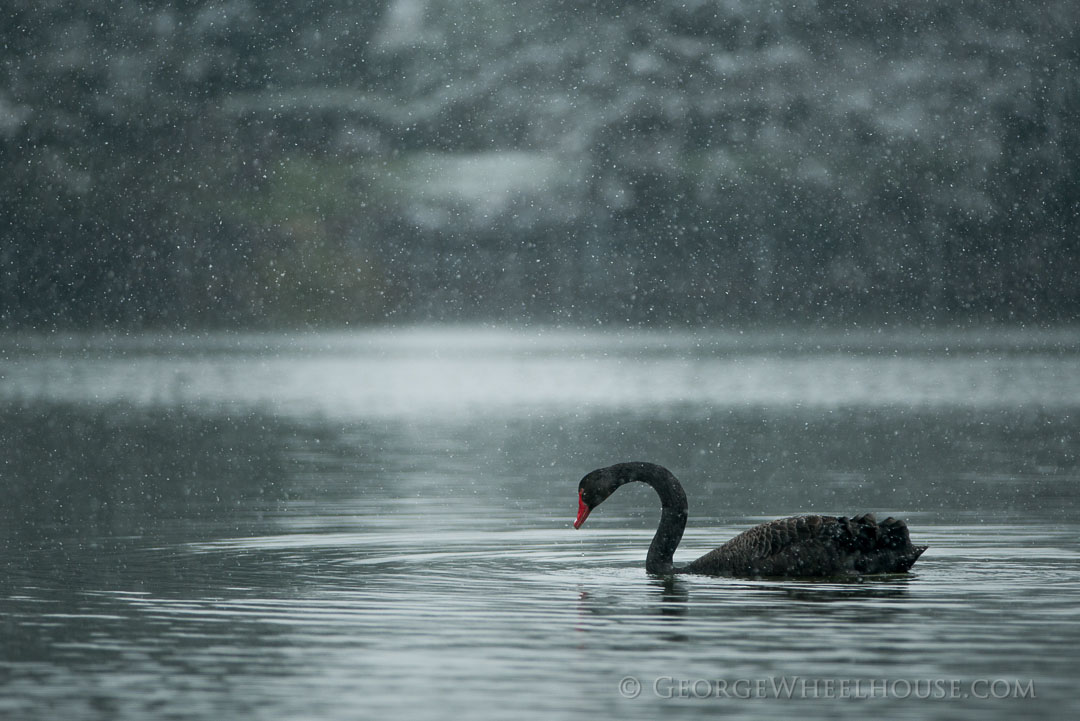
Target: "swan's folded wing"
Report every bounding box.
[680,514,925,577]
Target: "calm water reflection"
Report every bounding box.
[2,328,1079,720]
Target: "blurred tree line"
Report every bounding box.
[1,0,1077,328]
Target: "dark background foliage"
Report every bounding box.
[2,0,1077,328]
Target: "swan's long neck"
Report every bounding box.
[613,463,688,575]
[647,504,688,574]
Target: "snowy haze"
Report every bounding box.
[2,0,1077,328]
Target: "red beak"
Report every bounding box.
[574,489,591,529]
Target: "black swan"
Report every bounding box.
[573,462,926,577]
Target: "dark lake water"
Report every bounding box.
[2,327,1079,719]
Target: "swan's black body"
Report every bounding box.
[574,462,926,577]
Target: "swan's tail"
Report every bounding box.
[844,513,927,572]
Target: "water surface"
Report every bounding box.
[2,328,1078,719]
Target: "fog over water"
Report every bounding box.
[4,328,1078,419]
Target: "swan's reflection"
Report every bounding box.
[650,575,689,616]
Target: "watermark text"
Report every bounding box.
[617,676,1035,700]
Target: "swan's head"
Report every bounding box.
[573,467,621,529]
